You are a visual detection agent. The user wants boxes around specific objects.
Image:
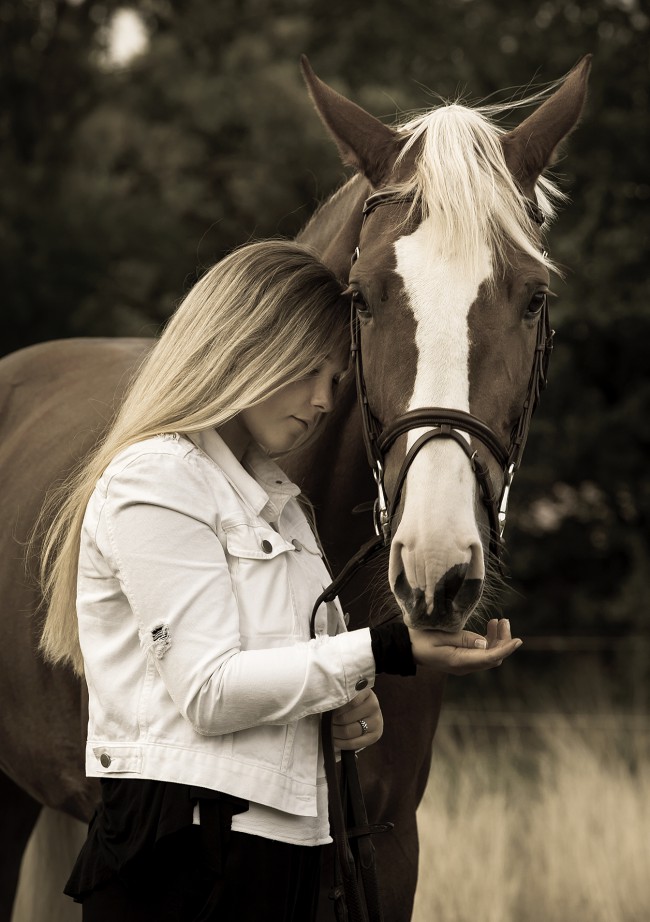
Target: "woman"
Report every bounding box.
[38,240,521,921]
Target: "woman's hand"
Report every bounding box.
[331,687,383,750]
[407,618,522,676]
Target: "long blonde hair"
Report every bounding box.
[38,240,349,675]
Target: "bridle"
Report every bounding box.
[310,185,554,624]
[311,187,554,922]
[350,188,554,571]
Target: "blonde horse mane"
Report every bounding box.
[391,95,565,276]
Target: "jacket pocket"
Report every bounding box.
[223,522,296,643]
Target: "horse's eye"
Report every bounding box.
[352,290,372,320]
[527,291,547,316]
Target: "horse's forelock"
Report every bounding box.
[390,101,564,279]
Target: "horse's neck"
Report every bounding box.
[287,174,376,570]
[297,174,369,278]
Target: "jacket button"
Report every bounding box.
[261,539,273,553]
[291,539,302,551]
[355,677,368,691]
[99,753,111,768]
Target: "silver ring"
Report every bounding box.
[358,719,369,736]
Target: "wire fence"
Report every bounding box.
[515,634,650,652]
[438,709,650,732]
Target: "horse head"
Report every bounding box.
[301,56,590,632]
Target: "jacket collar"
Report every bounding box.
[187,428,300,518]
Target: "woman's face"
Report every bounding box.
[239,351,348,454]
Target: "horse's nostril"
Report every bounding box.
[393,569,427,622]
[393,569,411,605]
[435,563,469,606]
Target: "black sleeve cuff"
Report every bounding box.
[370,622,417,676]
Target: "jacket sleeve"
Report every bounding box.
[98,449,376,736]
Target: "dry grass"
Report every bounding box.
[413,708,650,922]
[12,695,648,922]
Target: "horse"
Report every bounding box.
[0,56,590,921]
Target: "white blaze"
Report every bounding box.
[391,219,492,617]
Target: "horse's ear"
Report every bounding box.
[502,55,592,193]
[300,55,401,187]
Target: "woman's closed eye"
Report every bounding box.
[306,367,344,387]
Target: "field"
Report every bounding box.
[413,702,650,922]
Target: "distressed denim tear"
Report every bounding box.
[149,624,172,659]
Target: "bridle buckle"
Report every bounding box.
[372,462,391,545]
[498,463,516,538]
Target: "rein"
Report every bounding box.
[311,187,553,922]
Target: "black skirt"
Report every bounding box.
[65,779,248,902]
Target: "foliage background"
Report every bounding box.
[1,0,648,706]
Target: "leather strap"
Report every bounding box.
[386,424,502,563]
[321,712,386,921]
[340,749,384,921]
[378,408,510,468]
[309,535,384,639]
[311,550,388,922]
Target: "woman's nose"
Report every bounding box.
[311,378,335,413]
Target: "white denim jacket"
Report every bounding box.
[77,428,375,828]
